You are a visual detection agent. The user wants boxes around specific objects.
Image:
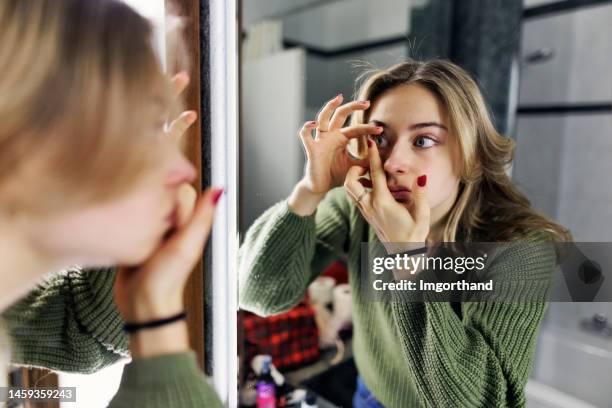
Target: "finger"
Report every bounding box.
[328,100,370,130]
[366,139,389,197]
[168,188,223,261]
[298,120,317,149]
[171,71,190,98]
[168,110,197,142]
[410,174,430,238]
[316,94,343,132]
[339,124,383,140]
[176,183,198,227]
[344,165,371,208]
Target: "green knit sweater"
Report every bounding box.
[2,268,223,408]
[238,187,557,408]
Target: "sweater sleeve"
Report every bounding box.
[390,235,557,408]
[3,269,225,407]
[108,352,223,408]
[239,187,350,316]
[2,267,128,373]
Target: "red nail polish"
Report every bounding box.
[417,175,427,187]
[212,189,224,205]
[367,139,373,147]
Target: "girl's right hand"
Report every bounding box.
[297,94,383,196]
[114,186,222,358]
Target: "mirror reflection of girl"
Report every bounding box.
[239,60,570,407]
[0,1,222,406]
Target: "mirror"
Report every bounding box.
[237,0,612,407]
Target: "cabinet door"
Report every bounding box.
[519,4,612,105]
[514,113,612,241]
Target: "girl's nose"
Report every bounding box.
[165,156,197,188]
[383,144,411,175]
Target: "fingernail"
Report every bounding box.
[417,175,427,187]
[367,139,373,147]
[359,100,370,105]
[375,126,383,131]
[336,93,343,100]
[306,120,317,126]
[212,188,224,205]
[186,111,197,124]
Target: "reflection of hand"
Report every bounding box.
[344,138,430,254]
[166,71,198,143]
[297,94,383,196]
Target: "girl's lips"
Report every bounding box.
[388,185,411,201]
[391,190,411,200]
[388,184,411,193]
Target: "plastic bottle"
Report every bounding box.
[256,356,276,408]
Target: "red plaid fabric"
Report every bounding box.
[242,301,320,371]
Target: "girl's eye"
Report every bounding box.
[372,134,388,148]
[414,135,436,149]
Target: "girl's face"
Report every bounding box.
[368,83,461,226]
[26,122,196,268]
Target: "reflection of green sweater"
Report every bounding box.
[2,268,222,408]
[239,187,556,408]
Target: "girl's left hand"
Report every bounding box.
[344,138,431,254]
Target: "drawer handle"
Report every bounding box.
[524,48,555,64]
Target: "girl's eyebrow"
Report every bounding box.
[369,119,448,132]
[409,122,448,132]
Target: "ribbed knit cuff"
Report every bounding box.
[281,198,318,220]
[120,352,202,387]
[110,352,223,408]
[67,268,128,355]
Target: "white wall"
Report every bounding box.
[241,49,306,233]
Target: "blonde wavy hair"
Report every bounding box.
[0,0,186,215]
[349,59,571,243]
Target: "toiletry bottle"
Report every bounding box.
[256,356,276,408]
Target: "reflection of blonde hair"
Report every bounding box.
[351,59,571,242]
[0,0,184,214]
